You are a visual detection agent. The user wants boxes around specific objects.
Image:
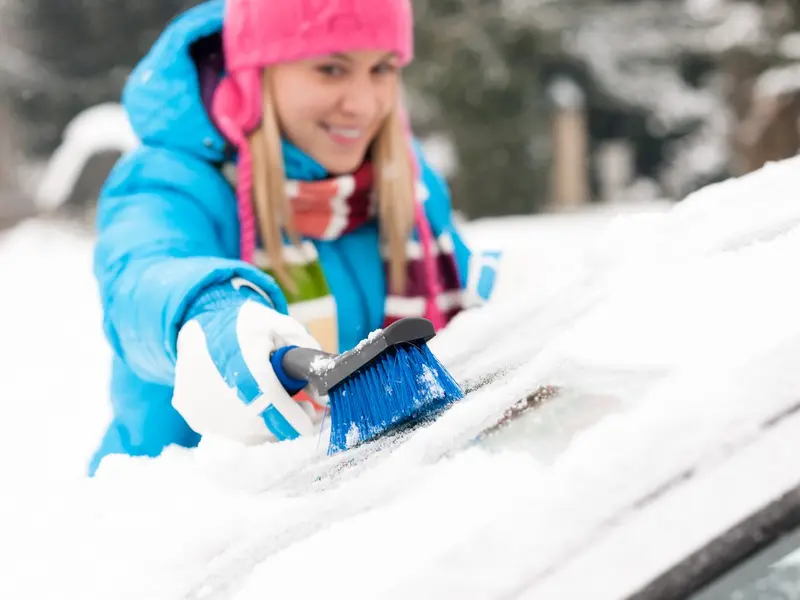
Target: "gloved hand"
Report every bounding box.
[172,278,325,445]
[465,249,503,306]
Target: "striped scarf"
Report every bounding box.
[251,162,464,353]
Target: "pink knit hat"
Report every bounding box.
[212,0,445,329]
[213,0,413,150]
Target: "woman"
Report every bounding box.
[89,0,497,475]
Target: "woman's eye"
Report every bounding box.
[318,64,345,76]
[373,63,397,75]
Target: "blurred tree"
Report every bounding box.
[407,0,550,218]
[9,0,796,222]
[0,100,30,225]
[511,0,739,200]
[0,0,199,161]
[722,0,800,175]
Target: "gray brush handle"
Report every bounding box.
[271,346,336,397]
[279,347,333,380]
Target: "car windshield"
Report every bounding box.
[5,158,800,600]
[691,531,800,600]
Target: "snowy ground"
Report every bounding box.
[3,158,800,599]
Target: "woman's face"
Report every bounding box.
[271,50,400,175]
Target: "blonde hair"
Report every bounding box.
[247,70,415,295]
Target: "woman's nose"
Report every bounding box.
[338,75,381,119]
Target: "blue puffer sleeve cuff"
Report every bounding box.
[269,345,309,396]
[183,278,274,324]
[101,255,288,386]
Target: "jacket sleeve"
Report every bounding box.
[94,145,287,386]
[415,143,499,305]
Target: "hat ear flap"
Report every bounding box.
[211,69,264,145]
[210,69,264,264]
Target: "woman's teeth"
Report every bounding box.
[327,126,361,139]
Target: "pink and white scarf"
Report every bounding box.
[282,162,464,329]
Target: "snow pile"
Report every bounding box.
[33,103,138,212]
[0,220,110,486]
[3,157,800,599]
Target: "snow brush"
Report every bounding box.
[270,317,463,453]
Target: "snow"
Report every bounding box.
[309,354,335,375]
[703,2,765,53]
[564,5,724,132]
[420,133,458,178]
[350,327,384,353]
[33,103,138,212]
[416,363,445,401]
[0,220,110,485]
[755,63,800,99]
[524,395,800,599]
[519,0,767,199]
[3,156,800,598]
[779,32,800,60]
[548,76,585,109]
[345,423,361,449]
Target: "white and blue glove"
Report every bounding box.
[172,278,324,445]
[465,250,503,306]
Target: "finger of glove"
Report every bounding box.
[239,301,328,404]
[270,313,323,351]
[236,301,317,438]
[177,303,316,441]
[239,301,323,351]
[260,392,316,440]
[174,319,279,444]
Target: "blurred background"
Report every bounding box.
[0,0,798,228]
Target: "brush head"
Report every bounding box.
[272,317,463,453]
[303,317,437,397]
[327,338,464,454]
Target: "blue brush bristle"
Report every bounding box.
[327,342,463,454]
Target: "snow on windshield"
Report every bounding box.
[4,157,800,600]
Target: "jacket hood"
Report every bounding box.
[122,0,227,162]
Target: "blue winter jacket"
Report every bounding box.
[88,0,480,475]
